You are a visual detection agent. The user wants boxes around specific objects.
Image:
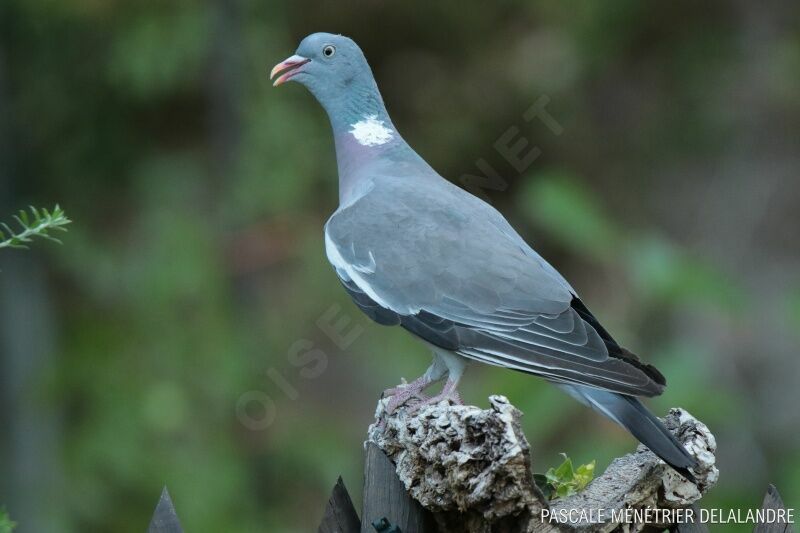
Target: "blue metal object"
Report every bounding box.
[372,516,401,532]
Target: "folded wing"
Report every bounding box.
[326,179,665,397]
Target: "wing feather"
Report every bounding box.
[326,178,665,397]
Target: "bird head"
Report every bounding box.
[271,33,373,95]
[271,33,389,125]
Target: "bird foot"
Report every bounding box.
[384,388,430,415]
[405,380,463,415]
[382,375,433,415]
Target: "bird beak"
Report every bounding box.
[270,55,311,86]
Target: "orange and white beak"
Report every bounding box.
[270,55,311,86]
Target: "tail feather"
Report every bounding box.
[558,383,698,482]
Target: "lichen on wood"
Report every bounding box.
[367,395,717,532]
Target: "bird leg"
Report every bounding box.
[381,374,431,399]
[383,374,434,415]
[381,349,467,416]
[405,377,464,414]
[382,355,449,415]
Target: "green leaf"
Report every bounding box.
[553,453,575,480]
[537,454,596,500]
[0,205,71,251]
[533,473,553,498]
[574,460,596,490]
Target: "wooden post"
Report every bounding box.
[318,477,361,533]
[754,485,794,533]
[148,486,184,533]
[360,442,436,533]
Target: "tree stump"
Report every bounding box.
[366,395,718,532]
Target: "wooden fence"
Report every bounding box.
[146,446,794,533]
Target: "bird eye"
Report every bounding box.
[322,45,336,58]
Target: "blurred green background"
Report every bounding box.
[1,1,799,531]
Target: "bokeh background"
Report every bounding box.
[1,1,799,531]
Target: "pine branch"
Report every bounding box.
[0,205,71,250]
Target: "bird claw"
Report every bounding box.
[404,379,463,415]
[405,390,463,415]
[380,375,464,416]
[382,377,425,398]
[384,389,429,415]
[381,375,433,415]
[381,384,406,398]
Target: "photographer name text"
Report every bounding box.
[541,506,794,525]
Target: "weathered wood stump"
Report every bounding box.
[364,395,718,532]
[314,395,795,533]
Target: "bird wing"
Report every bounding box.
[325,177,665,397]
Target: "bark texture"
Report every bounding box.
[367,395,717,532]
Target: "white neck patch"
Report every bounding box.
[349,115,394,147]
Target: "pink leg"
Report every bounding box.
[382,351,465,416]
[384,374,434,414]
[406,378,464,414]
[382,374,431,398]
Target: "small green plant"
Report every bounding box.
[0,205,71,250]
[534,454,596,499]
[0,507,16,533]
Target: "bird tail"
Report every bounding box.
[557,384,698,483]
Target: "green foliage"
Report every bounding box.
[0,205,71,250]
[108,7,211,99]
[1,2,794,531]
[521,171,744,315]
[0,508,16,533]
[520,171,619,260]
[534,454,596,499]
[627,236,744,313]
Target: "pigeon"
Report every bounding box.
[271,33,698,481]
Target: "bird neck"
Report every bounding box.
[315,74,388,129]
[320,83,421,205]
